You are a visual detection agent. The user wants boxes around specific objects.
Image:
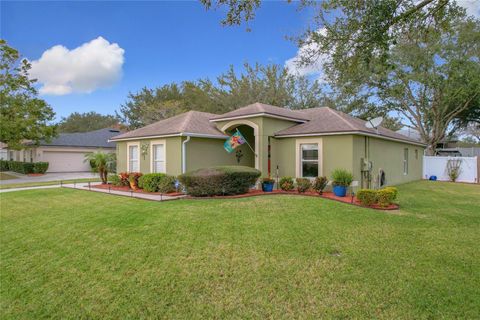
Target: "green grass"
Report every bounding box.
[1,181,479,318]
[0,178,100,190]
[0,172,18,181]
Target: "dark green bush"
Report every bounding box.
[312,176,328,194]
[8,161,34,174]
[0,160,9,171]
[356,189,378,206]
[279,177,294,191]
[178,166,261,197]
[108,174,122,186]
[295,178,311,193]
[138,173,176,193]
[33,162,49,174]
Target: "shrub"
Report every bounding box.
[108,174,122,186]
[331,169,353,187]
[178,166,261,197]
[312,176,328,194]
[383,186,398,200]
[356,189,378,206]
[8,161,34,174]
[377,188,397,207]
[137,173,175,193]
[157,175,177,193]
[446,159,462,182]
[0,160,9,171]
[295,178,311,193]
[279,177,294,191]
[33,162,49,174]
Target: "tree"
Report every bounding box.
[200,0,463,82]
[460,122,480,143]
[84,151,116,184]
[58,112,120,133]
[0,40,56,149]
[117,63,324,129]
[333,14,480,154]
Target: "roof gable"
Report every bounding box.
[210,102,309,122]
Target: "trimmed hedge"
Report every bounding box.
[356,187,398,207]
[178,166,261,197]
[138,173,177,193]
[357,189,378,206]
[1,160,49,174]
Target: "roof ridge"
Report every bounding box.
[326,108,357,130]
[179,110,194,132]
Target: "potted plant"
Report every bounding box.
[128,172,142,190]
[331,169,353,197]
[261,177,275,192]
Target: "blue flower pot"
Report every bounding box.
[262,182,274,192]
[333,185,347,197]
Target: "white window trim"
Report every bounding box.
[403,148,409,175]
[149,139,167,173]
[127,142,140,172]
[295,138,323,178]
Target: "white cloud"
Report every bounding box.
[284,28,329,82]
[457,0,480,18]
[29,37,125,95]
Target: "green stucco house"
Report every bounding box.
[110,103,425,188]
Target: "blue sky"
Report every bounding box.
[1,1,313,120]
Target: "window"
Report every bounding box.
[152,144,165,173]
[403,148,409,175]
[129,145,139,172]
[415,149,418,160]
[301,144,318,177]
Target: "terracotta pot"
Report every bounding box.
[129,180,138,190]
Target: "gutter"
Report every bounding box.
[181,135,191,174]
[275,131,426,147]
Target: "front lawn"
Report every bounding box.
[0,178,100,190]
[1,181,479,318]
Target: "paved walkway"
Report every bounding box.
[0,172,98,185]
[62,182,185,201]
[0,185,61,193]
[1,182,185,201]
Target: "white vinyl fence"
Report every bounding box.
[423,156,479,183]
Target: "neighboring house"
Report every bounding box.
[0,142,7,160]
[6,128,120,172]
[111,103,425,187]
[397,128,480,157]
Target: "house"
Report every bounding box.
[110,103,425,187]
[7,128,120,172]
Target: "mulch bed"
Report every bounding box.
[91,184,398,210]
[27,173,45,177]
[91,184,184,197]
[187,189,399,210]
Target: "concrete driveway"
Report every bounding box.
[0,171,99,185]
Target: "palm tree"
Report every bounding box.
[84,151,116,184]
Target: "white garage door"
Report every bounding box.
[42,151,92,172]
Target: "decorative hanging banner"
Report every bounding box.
[224,130,246,153]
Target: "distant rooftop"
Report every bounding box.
[33,128,120,148]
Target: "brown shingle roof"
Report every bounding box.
[110,111,227,141]
[210,102,309,122]
[275,107,424,145]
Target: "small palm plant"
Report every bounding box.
[84,151,116,184]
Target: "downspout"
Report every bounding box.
[182,135,191,174]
